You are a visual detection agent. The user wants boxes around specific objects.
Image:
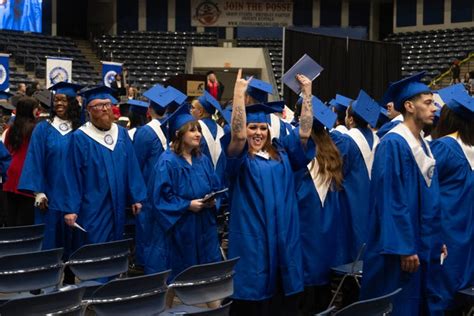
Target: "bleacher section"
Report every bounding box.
[237,38,283,94]
[93,31,218,90]
[384,27,474,84]
[8,65,34,92]
[0,30,101,86]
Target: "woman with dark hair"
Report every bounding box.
[145,104,222,289]
[295,96,345,314]
[18,82,82,250]
[3,96,39,226]
[429,84,474,314]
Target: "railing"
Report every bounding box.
[430,51,474,87]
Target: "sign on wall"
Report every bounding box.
[191,0,293,27]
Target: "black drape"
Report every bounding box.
[284,28,401,109]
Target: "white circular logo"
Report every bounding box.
[59,123,69,131]
[428,165,435,179]
[49,66,69,85]
[104,134,114,145]
[0,64,6,85]
[104,70,117,87]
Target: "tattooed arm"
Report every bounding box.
[297,74,313,145]
[227,69,249,156]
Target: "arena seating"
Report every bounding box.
[0,29,101,86]
[384,26,474,83]
[236,38,283,94]
[93,31,218,91]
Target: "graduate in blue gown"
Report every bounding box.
[61,86,146,245]
[225,70,315,316]
[18,82,82,251]
[360,72,446,316]
[376,101,403,138]
[329,94,351,135]
[429,84,474,313]
[131,85,184,266]
[0,141,10,179]
[336,90,381,260]
[145,104,222,279]
[294,96,346,313]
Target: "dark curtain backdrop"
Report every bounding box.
[284,28,401,109]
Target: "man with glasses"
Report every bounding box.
[61,86,146,247]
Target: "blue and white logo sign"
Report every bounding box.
[102,61,123,88]
[0,54,9,91]
[49,66,69,85]
[0,65,6,85]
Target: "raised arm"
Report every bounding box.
[227,69,250,156]
[297,74,313,145]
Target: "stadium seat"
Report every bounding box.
[0,224,45,257]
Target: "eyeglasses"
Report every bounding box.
[89,102,112,110]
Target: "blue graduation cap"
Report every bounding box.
[80,86,118,106]
[382,72,431,112]
[246,101,285,124]
[311,96,337,129]
[48,82,83,97]
[145,86,187,111]
[127,99,149,115]
[378,107,390,126]
[246,79,273,103]
[160,103,196,137]
[351,90,380,128]
[0,91,13,100]
[143,84,167,111]
[437,83,474,118]
[198,91,221,115]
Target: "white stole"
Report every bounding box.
[198,120,224,169]
[147,119,168,150]
[346,128,379,179]
[448,135,474,170]
[307,159,331,206]
[389,123,436,187]
[79,122,119,151]
[128,128,137,141]
[49,116,72,136]
[333,125,348,134]
[270,114,281,140]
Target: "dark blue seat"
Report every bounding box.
[335,288,402,315]
[88,270,170,316]
[0,287,85,316]
[0,224,44,257]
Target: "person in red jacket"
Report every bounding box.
[3,96,39,226]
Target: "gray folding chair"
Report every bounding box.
[88,270,170,316]
[0,287,85,316]
[0,224,45,256]
[335,288,402,315]
[0,248,64,300]
[161,257,239,316]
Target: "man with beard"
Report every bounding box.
[360,72,447,315]
[61,86,146,246]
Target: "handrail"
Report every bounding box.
[430,51,474,87]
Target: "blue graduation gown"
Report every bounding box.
[430,137,474,311]
[18,120,72,250]
[132,119,167,265]
[336,128,376,259]
[61,124,147,245]
[376,119,401,138]
[360,128,442,316]
[0,141,11,179]
[223,129,315,301]
[144,150,221,278]
[295,135,348,286]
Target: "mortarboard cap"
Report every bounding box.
[80,86,118,106]
[33,89,53,109]
[48,82,83,97]
[246,101,285,124]
[382,72,431,112]
[143,84,167,111]
[145,86,187,110]
[160,103,196,137]
[0,91,13,100]
[378,107,391,126]
[351,89,380,128]
[437,84,474,118]
[198,90,221,115]
[127,99,149,115]
[282,54,324,95]
[311,96,337,129]
[246,78,273,103]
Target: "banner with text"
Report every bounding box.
[0,54,9,91]
[191,0,293,27]
[46,57,73,88]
